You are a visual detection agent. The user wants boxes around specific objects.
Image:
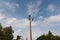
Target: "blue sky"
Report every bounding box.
[0,0,60,40]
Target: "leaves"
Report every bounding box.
[0,24,14,40]
[36,31,60,40]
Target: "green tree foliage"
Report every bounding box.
[0,24,14,40]
[36,31,60,40]
[0,23,2,30]
[16,35,21,40]
[4,26,14,40]
[47,31,53,37]
[37,35,47,40]
[0,30,4,40]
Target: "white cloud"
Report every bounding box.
[13,30,22,39]
[47,15,60,22]
[5,2,19,10]
[2,18,29,28]
[26,0,42,16]
[0,9,4,12]
[0,14,60,40]
[0,1,19,14]
[6,18,17,24]
[47,4,56,12]
[36,15,60,28]
[13,29,29,40]
[31,15,60,40]
[32,31,43,40]
[0,2,60,39]
[44,14,60,27]
[0,13,5,20]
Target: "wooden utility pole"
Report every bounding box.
[29,15,33,40]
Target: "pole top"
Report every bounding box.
[29,15,31,20]
[29,15,34,21]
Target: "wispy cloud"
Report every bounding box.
[5,2,19,12]
[0,1,19,15]
[46,3,57,13]
[47,4,56,12]
[0,13,5,20]
[26,0,42,16]
[0,0,60,40]
[13,14,60,39]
